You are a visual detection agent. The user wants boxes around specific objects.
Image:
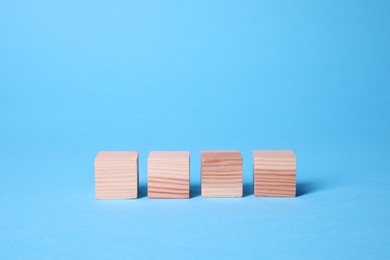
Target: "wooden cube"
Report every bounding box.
[253,150,296,197]
[201,150,243,198]
[95,151,138,199]
[148,151,190,199]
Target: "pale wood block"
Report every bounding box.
[253,150,296,197]
[95,151,138,199]
[201,150,243,198]
[148,151,190,199]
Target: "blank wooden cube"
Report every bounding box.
[148,151,190,199]
[201,150,243,198]
[95,151,138,199]
[253,150,296,197]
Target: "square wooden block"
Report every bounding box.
[95,151,138,199]
[201,150,243,198]
[148,151,190,199]
[254,150,296,197]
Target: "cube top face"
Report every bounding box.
[95,151,138,200]
[96,151,138,161]
[201,150,242,161]
[149,151,190,160]
[253,150,295,161]
[148,151,190,199]
[254,150,296,197]
[201,150,243,198]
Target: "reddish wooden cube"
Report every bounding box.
[148,151,190,199]
[95,151,138,199]
[253,150,296,197]
[201,150,243,198]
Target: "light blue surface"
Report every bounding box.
[1,0,390,259]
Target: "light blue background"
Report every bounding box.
[1,0,389,259]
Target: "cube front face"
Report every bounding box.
[201,151,243,198]
[254,150,296,197]
[95,151,138,199]
[148,151,190,199]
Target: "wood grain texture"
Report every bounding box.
[201,150,243,198]
[148,151,190,199]
[95,151,138,199]
[253,150,296,197]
